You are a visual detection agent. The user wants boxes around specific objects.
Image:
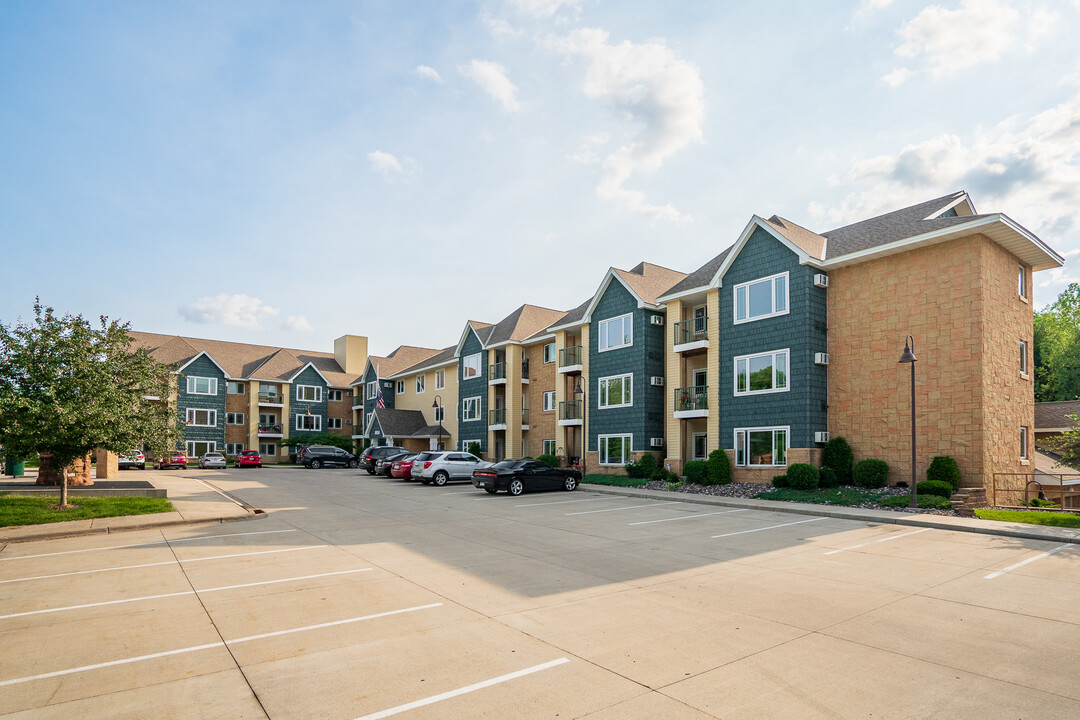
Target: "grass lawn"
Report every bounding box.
[581,474,650,487]
[975,508,1080,528]
[756,487,886,505]
[0,495,175,527]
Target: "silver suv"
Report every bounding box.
[411,451,490,485]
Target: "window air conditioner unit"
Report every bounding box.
[814,431,830,443]
[650,376,665,386]
[650,314,664,326]
[814,274,829,288]
[815,352,830,365]
[650,437,664,448]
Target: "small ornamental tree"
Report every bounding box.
[0,300,181,508]
[467,441,482,458]
[821,437,854,485]
[706,449,732,485]
[1043,414,1080,470]
[926,456,961,491]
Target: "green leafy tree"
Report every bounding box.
[1034,283,1080,402]
[0,300,180,507]
[1044,413,1080,469]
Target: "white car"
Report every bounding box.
[198,452,227,469]
[118,451,145,470]
[411,451,491,486]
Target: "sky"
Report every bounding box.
[2,0,1079,358]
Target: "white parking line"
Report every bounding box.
[0,529,300,562]
[513,498,608,508]
[353,658,570,720]
[0,568,372,620]
[0,545,327,585]
[566,501,680,516]
[984,545,1070,579]
[824,528,930,555]
[0,602,442,687]
[711,517,825,539]
[628,509,748,526]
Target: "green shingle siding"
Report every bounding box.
[177,355,226,451]
[290,366,328,434]
[457,329,487,451]
[361,364,395,418]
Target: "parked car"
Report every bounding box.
[411,450,491,486]
[118,451,145,470]
[390,453,420,479]
[234,450,263,468]
[156,451,187,469]
[359,446,406,474]
[198,452,227,469]
[298,445,359,469]
[472,459,582,496]
[374,452,412,477]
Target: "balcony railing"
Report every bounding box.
[559,400,583,421]
[258,424,283,434]
[490,362,506,381]
[521,358,530,380]
[559,346,582,368]
[258,393,282,404]
[489,407,506,426]
[674,317,708,346]
[521,408,530,425]
[675,385,708,412]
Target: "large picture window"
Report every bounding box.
[598,314,633,352]
[185,408,217,427]
[734,272,788,324]
[227,381,245,395]
[598,434,632,465]
[734,427,788,467]
[327,389,343,402]
[296,414,322,431]
[735,349,789,395]
[462,396,481,421]
[296,385,322,402]
[186,376,218,395]
[187,441,216,457]
[543,439,556,455]
[225,412,244,425]
[463,353,482,380]
[598,373,633,409]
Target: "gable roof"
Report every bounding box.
[822,192,980,260]
[367,408,429,438]
[544,298,591,333]
[485,304,568,347]
[394,345,458,377]
[454,320,494,357]
[582,262,689,323]
[764,215,827,260]
[658,246,733,300]
[1035,401,1080,431]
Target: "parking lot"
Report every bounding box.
[2,465,1080,719]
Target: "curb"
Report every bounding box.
[0,509,267,544]
[581,484,1080,545]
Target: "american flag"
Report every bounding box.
[375,381,385,409]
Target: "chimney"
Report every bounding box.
[334,335,368,375]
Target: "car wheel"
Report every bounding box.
[563,477,578,491]
[433,471,449,486]
[311,460,322,469]
[348,460,358,469]
[257,464,262,468]
[508,479,524,496]
[485,487,498,494]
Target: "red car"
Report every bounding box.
[234,450,263,468]
[390,453,419,479]
[157,451,187,469]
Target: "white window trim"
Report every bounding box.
[186,376,218,396]
[327,417,343,429]
[543,343,556,363]
[598,372,634,409]
[543,439,556,455]
[598,313,634,353]
[461,439,481,452]
[1018,265,1026,298]
[435,369,445,390]
[186,441,217,457]
[1020,426,1029,460]
[1020,340,1028,375]
[542,391,555,412]
[296,385,322,402]
[225,443,244,455]
[295,414,323,432]
[598,433,633,466]
[734,349,790,396]
[260,442,277,456]
[185,408,217,427]
[734,271,789,325]
[416,375,425,394]
[367,381,377,400]
[734,426,789,467]
[226,412,244,425]
[327,389,343,402]
[226,381,245,395]
[433,405,445,423]
[691,432,707,461]
[463,353,482,380]
[462,396,482,422]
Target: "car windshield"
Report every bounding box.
[205,454,223,459]
[492,460,523,469]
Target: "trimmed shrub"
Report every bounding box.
[880,493,953,510]
[821,437,854,485]
[651,467,677,483]
[638,453,660,477]
[772,474,789,488]
[467,442,482,458]
[818,466,840,489]
[916,479,955,499]
[625,459,646,478]
[683,460,709,485]
[537,454,559,468]
[786,463,820,491]
[705,449,732,486]
[854,459,890,489]
[926,455,961,491]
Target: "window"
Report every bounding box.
[327,389,343,402]
[460,439,481,452]
[598,373,633,408]
[543,391,555,411]
[259,413,277,426]
[543,343,556,363]
[462,396,481,421]
[692,306,706,335]
[186,376,217,395]
[225,443,244,455]
[367,381,377,400]
[734,427,788,467]
[1020,340,1028,375]
[735,349,789,395]
[395,380,404,394]
[296,385,322,402]
[543,439,556,455]
[598,314,633,352]
[435,369,445,390]
[187,441,216,457]
[1019,265,1026,298]
[598,434,632,465]
[1020,426,1029,460]
[434,405,445,423]
[185,409,217,427]
[416,375,425,393]
[692,433,707,460]
[227,381,245,395]
[327,417,343,430]
[734,272,788,324]
[260,442,277,456]
[692,368,707,388]
[296,414,322,431]
[226,412,244,425]
[463,353,482,380]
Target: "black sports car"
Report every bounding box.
[472,459,582,496]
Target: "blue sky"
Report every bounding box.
[2,0,1078,357]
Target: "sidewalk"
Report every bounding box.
[584,484,1080,545]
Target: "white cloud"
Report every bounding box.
[414,65,443,83]
[552,28,705,223]
[511,0,581,18]
[482,15,522,39]
[881,67,912,87]
[367,150,414,178]
[458,59,520,111]
[282,315,313,332]
[568,132,611,164]
[179,294,279,329]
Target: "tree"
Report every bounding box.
[1034,283,1080,402]
[0,300,180,508]
[1044,414,1080,469]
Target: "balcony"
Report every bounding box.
[352,394,364,409]
[558,346,583,374]
[673,317,709,353]
[258,423,283,437]
[489,362,506,385]
[521,407,530,429]
[489,407,506,430]
[674,385,709,419]
[558,400,583,426]
[521,358,530,383]
[258,393,283,407]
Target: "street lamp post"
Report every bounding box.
[898,335,918,509]
[574,378,586,475]
[432,395,446,451]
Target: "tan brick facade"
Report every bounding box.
[523,341,557,458]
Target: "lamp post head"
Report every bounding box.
[574,378,583,396]
[898,335,917,364]
[432,394,442,409]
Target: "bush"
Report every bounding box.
[705,449,732,486]
[916,479,955,498]
[854,459,889,489]
[625,460,646,479]
[818,466,839,489]
[467,442,482,458]
[537,454,559,468]
[880,493,953,510]
[683,460,708,485]
[926,456,961,491]
[626,454,660,479]
[786,463,820,491]
[772,474,789,488]
[821,437,854,485]
[651,467,677,483]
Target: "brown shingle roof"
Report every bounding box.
[1035,401,1080,431]
[486,304,567,345]
[764,215,827,261]
[614,262,689,305]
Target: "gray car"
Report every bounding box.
[198,452,227,469]
[411,450,491,486]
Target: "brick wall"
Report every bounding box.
[523,342,557,457]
